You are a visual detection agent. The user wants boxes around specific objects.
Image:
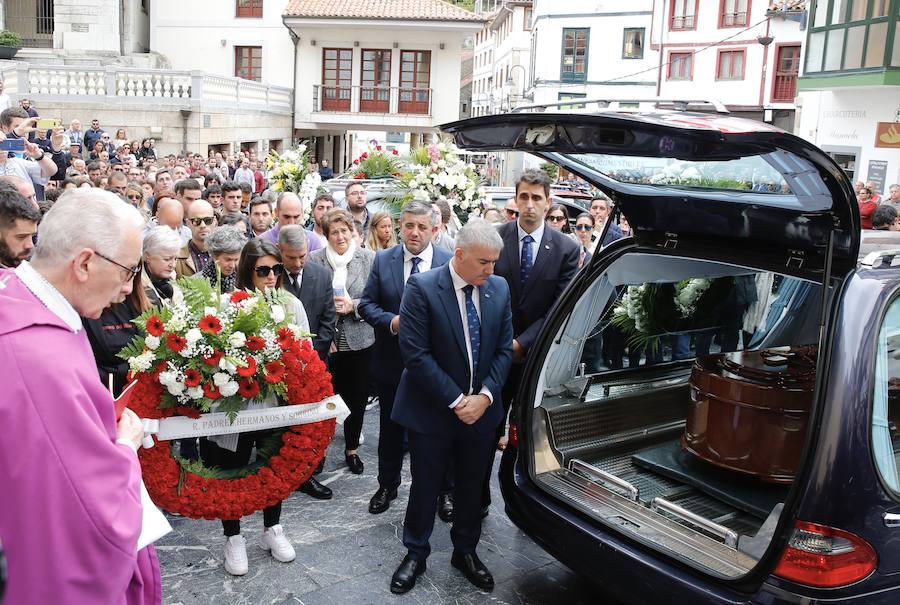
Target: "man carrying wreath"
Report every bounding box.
[0,189,160,604]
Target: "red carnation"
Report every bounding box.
[237,355,257,378]
[246,336,266,351]
[361,152,368,159]
[198,314,222,335]
[376,145,382,151]
[230,290,251,304]
[353,159,359,165]
[203,381,221,400]
[264,361,286,383]
[183,368,202,387]
[238,378,261,399]
[166,332,187,353]
[392,149,398,155]
[203,349,224,366]
[146,315,165,336]
[277,327,294,350]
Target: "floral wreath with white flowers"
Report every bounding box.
[265,143,322,224]
[399,141,487,225]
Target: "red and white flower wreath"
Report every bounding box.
[127,337,335,520]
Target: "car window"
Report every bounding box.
[872,297,900,493]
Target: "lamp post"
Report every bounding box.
[504,64,528,110]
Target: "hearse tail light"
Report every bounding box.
[507,421,519,449]
[774,521,877,588]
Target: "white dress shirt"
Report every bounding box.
[447,262,493,409]
[403,243,434,283]
[287,269,303,291]
[517,220,545,265]
[14,261,82,332]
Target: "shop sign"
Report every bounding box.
[875,122,900,149]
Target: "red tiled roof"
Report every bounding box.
[283,0,483,22]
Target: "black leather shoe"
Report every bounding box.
[451,552,494,591]
[481,505,490,519]
[298,476,332,500]
[390,554,426,594]
[438,493,454,523]
[345,453,364,474]
[368,486,398,514]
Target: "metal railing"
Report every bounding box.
[312,85,432,116]
[671,14,696,30]
[0,64,293,114]
[4,0,54,48]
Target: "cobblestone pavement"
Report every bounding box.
[158,404,610,604]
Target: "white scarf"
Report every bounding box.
[325,239,356,294]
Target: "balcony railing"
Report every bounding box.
[0,64,293,114]
[312,85,432,116]
[772,73,798,103]
[671,14,695,29]
[721,11,748,26]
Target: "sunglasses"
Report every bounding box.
[547,215,566,222]
[190,216,215,226]
[127,193,142,201]
[254,263,284,278]
[574,224,593,231]
[505,209,519,217]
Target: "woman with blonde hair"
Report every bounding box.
[366,211,397,250]
[113,128,128,149]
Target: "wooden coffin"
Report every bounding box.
[682,346,817,484]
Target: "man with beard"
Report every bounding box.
[174,199,216,278]
[0,185,39,268]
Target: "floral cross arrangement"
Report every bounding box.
[265,143,322,223]
[347,144,403,180]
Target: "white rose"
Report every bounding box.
[185,328,203,344]
[219,381,239,397]
[229,331,246,348]
[166,381,186,396]
[159,369,178,387]
[213,371,231,386]
[186,386,204,400]
[144,335,160,350]
[271,305,286,324]
[219,358,237,374]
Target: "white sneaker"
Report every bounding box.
[259,524,296,562]
[223,535,248,576]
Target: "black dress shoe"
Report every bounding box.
[438,493,454,523]
[451,552,494,591]
[390,553,426,594]
[345,453,364,474]
[298,476,332,500]
[368,486,398,514]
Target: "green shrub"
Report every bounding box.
[0,30,22,47]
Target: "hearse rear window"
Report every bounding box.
[873,297,900,493]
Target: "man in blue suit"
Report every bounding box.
[389,219,513,594]
[358,200,453,516]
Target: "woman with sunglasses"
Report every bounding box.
[545,204,572,235]
[199,238,308,576]
[124,181,148,218]
[81,266,153,397]
[573,212,595,268]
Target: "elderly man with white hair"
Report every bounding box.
[0,188,161,604]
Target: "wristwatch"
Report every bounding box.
[34,150,45,161]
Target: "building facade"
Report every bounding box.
[282,0,482,172]
[652,0,805,129]
[796,0,899,194]
[472,0,532,117]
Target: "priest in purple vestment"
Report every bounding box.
[0,188,161,604]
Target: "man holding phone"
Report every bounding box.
[0,108,64,192]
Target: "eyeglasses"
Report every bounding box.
[94,250,141,281]
[190,216,215,226]
[547,215,566,222]
[505,209,519,217]
[126,193,142,201]
[254,263,284,278]
[573,224,593,232]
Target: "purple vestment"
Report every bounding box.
[260,224,324,252]
[0,269,161,605]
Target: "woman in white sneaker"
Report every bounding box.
[200,239,309,575]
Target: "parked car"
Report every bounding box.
[442,110,900,604]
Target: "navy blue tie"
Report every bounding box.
[410,256,422,276]
[463,284,480,381]
[520,234,534,284]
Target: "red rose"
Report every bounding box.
[146,315,165,336]
[353,159,359,165]
[361,152,368,159]
[246,336,266,351]
[376,145,382,151]
[264,361,285,383]
[203,381,221,400]
[238,378,260,399]
[237,355,257,378]
[198,314,222,335]
[183,368,202,387]
[165,332,187,353]
[203,350,224,366]
[277,327,294,350]
[230,290,251,304]
[392,149,398,155]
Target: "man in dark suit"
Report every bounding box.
[358,201,453,516]
[484,169,580,510]
[590,195,623,249]
[279,224,337,500]
[389,219,513,594]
